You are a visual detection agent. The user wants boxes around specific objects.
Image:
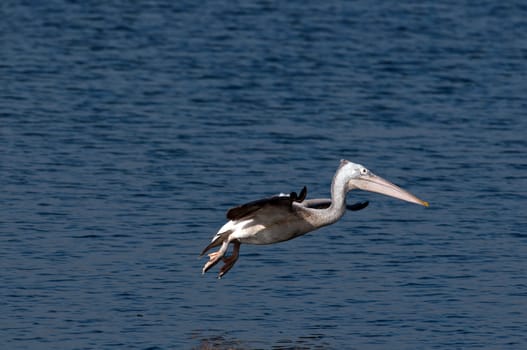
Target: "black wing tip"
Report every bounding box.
[297,186,307,202]
[289,186,307,203]
[346,201,369,211]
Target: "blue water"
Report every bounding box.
[2,1,526,349]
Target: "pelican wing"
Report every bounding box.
[226,196,293,220]
[301,198,332,209]
[347,201,369,211]
[301,199,369,211]
[226,186,307,221]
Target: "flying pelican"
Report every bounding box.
[201,160,428,278]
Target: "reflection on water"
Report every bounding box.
[192,334,247,350]
[192,332,331,350]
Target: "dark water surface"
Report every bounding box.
[2,1,526,349]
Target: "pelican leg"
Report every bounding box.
[218,241,241,279]
[202,241,229,274]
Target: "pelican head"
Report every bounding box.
[340,160,429,207]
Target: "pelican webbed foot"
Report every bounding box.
[218,241,241,279]
[202,251,222,274]
[202,241,229,275]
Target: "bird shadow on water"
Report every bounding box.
[191,331,330,349]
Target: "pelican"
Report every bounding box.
[201,160,428,278]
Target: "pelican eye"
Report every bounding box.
[360,168,368,175]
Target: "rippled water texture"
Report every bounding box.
[2,1,526,349]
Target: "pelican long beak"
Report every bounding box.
[350,173,429,207]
